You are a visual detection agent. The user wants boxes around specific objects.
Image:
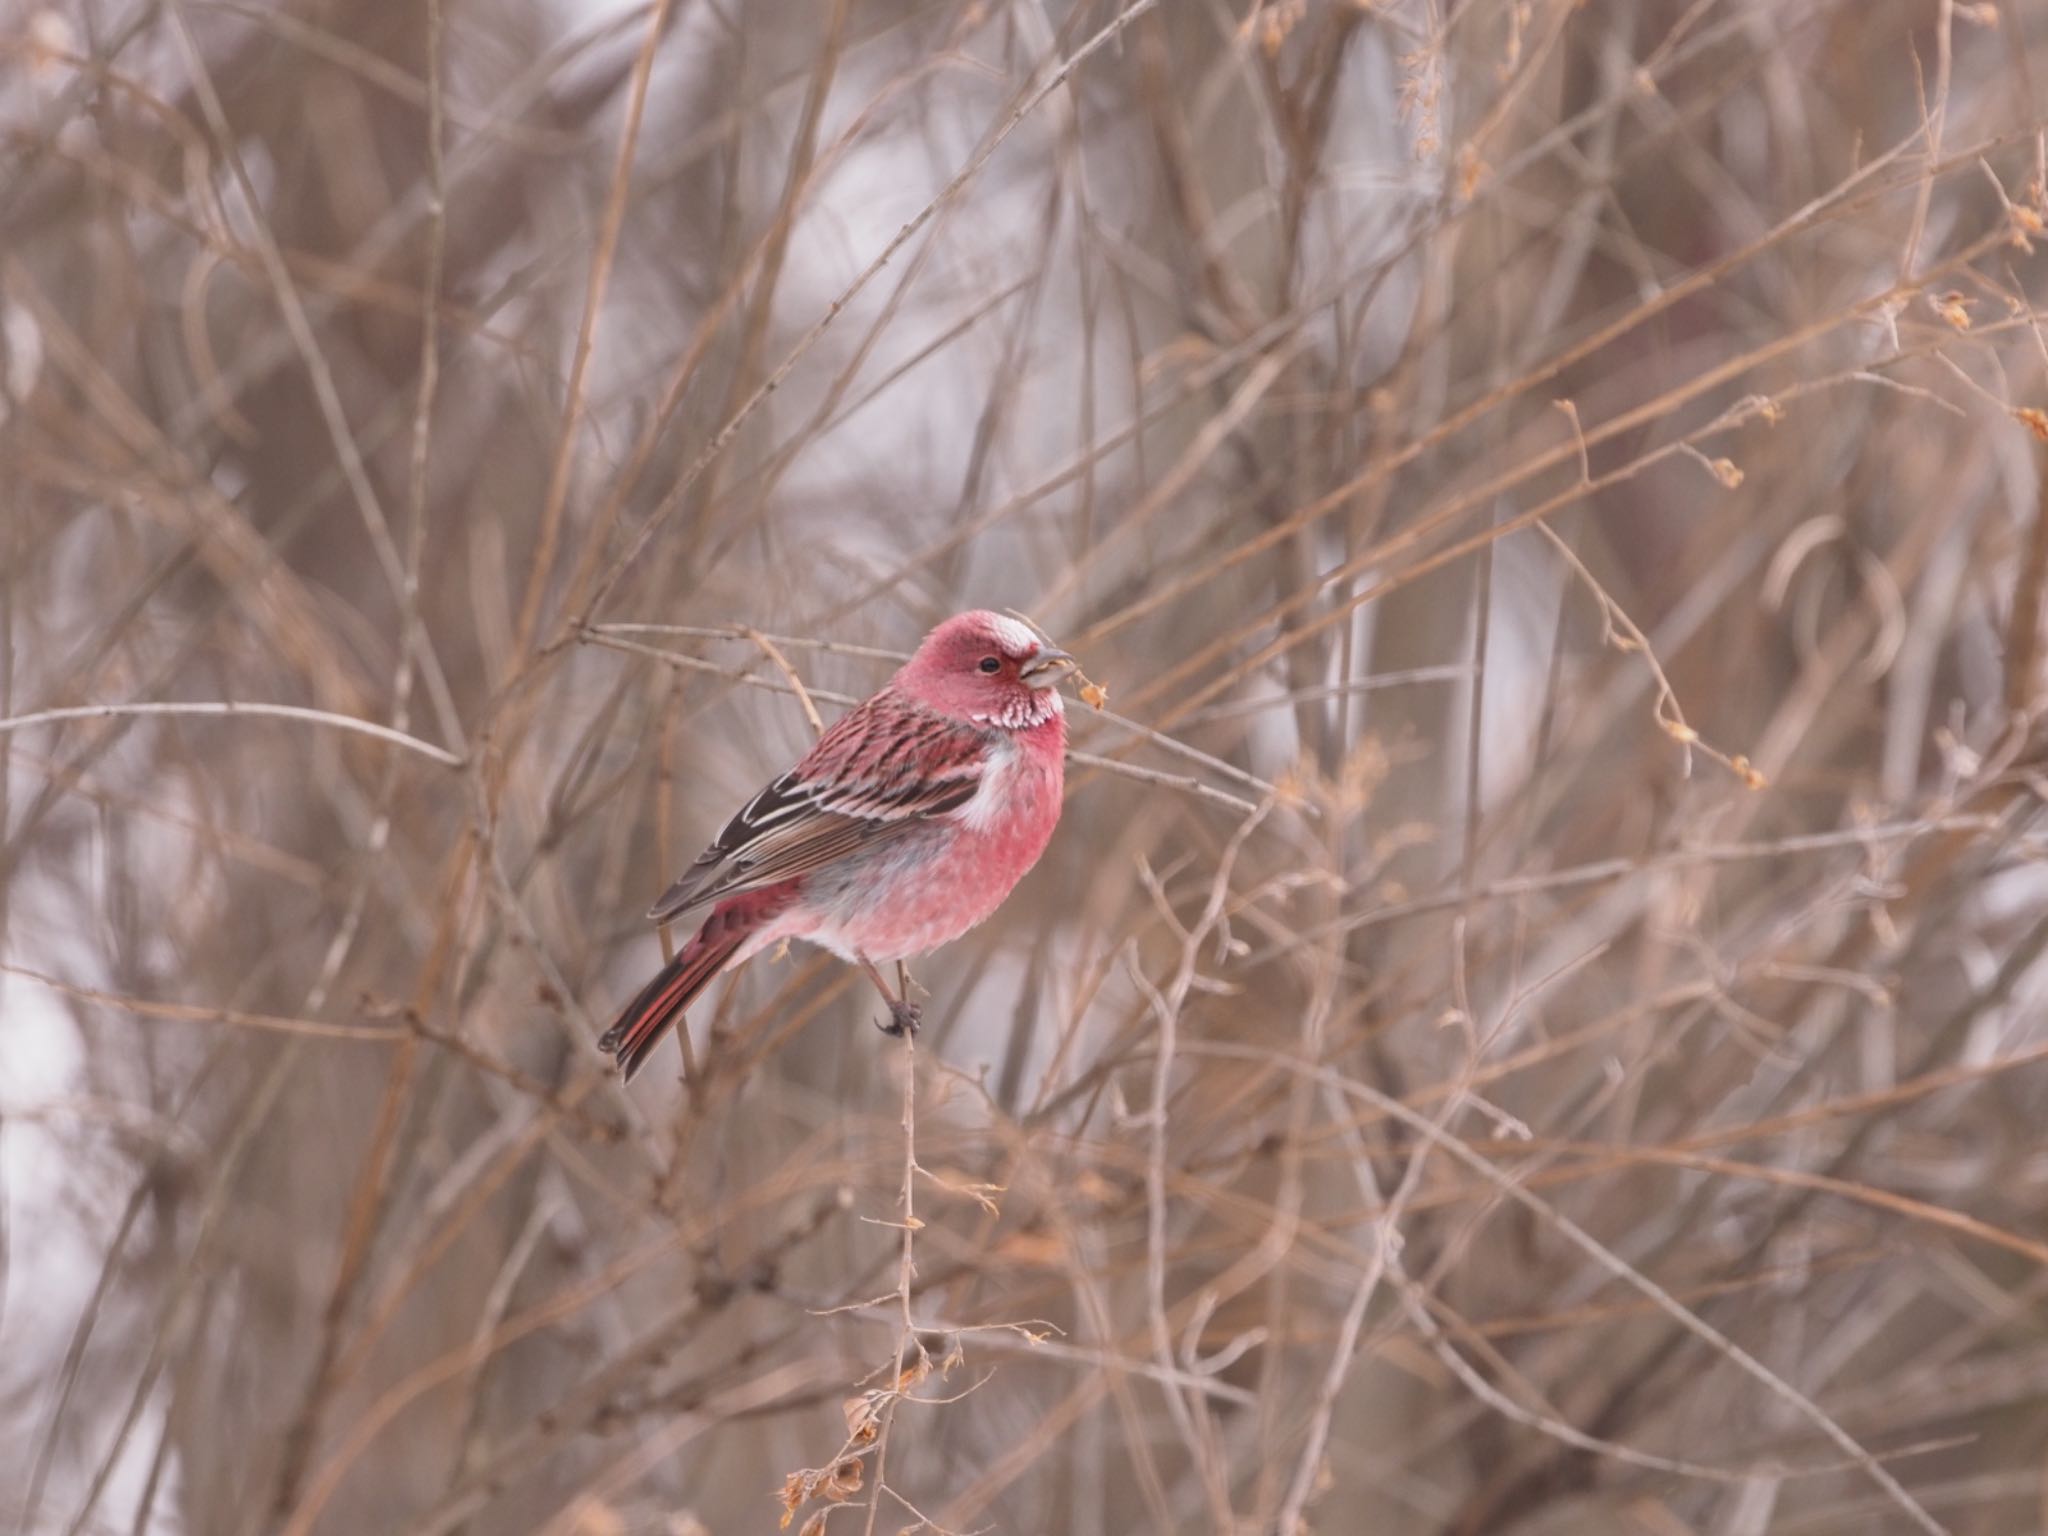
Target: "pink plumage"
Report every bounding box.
[600,611,1075,1081]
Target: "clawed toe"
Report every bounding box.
[877,999,922,1037]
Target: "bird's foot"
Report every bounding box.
[877,999,922,1038]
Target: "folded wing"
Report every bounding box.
[647,697,987,925]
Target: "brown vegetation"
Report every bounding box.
[5,2,2048,1533]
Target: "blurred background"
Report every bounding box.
[6,1,2048,1532]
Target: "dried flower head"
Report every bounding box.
[778,1460,865,1529]
[842,1392,882,1444]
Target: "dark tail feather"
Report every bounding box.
[599,930,745,1083]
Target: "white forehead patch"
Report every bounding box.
[987,614,1041,655]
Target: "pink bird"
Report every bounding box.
[600,611,1077,1082]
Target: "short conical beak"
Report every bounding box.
[1019,645,1077,689]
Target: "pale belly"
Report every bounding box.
[793,748,1062,963]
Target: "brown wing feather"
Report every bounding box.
[647,693,987,924]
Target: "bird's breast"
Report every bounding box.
[806,733,1064,963]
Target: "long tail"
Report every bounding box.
[598,924,748,1083]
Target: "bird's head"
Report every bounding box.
[897,610,1077,729]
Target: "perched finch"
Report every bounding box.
[600,610,1077,1082]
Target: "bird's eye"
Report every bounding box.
[978,655,1002,674]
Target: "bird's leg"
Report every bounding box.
[891,961,926,1037]
[858,956,922,1037]
[896,959,927,1001]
